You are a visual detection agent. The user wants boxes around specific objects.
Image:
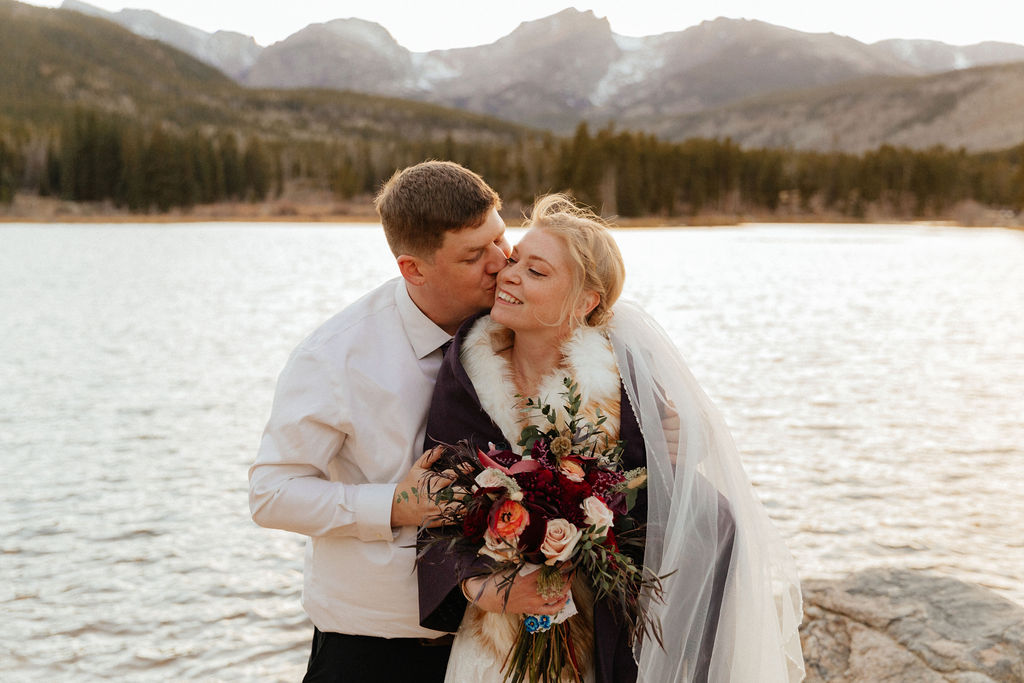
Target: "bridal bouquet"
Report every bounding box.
[423,379,664,683]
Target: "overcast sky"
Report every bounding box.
[28,0,1024,51]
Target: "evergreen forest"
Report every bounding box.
[2,110,1023,219]
[1,0,1022,220]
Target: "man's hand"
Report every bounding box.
[463,570,572,616]
[390,446,454,528]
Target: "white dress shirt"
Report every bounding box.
[249,277,451,638]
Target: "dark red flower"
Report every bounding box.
[604,528,621,571]
[530,439,553,466]
[516,502,548,556]
[555,476,593,525]
[514,467,555,491]
[585,468,626,496]
[462,500,490,542]
[603,527,619,551]
[487,448,521,469]
[604,491,628,517]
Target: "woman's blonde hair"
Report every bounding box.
[526,194,625,328]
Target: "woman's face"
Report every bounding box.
[491,227,591,334]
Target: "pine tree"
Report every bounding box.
[115,125,144,210]
[0,138,17,204]
[220,133,244,200]
[142,126,190,212]
[242,136,273,200]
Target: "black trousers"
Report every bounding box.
[302,628,453,683]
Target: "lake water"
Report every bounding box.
[1,222,1022,681]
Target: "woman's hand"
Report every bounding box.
[463,570,571,615]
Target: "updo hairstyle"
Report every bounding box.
[526,194,625,328]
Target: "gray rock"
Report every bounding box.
[800,569,1024,682]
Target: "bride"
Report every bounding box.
[417,195,805,682]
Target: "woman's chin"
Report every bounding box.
[490,304,511,326]
[490,304,524,331]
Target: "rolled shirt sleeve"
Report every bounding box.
[249,344,396,541]
[247,278,450,638]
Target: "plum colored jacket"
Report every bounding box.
[417,314,734,683]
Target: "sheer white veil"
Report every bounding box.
[608,301,805,682]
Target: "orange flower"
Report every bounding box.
[489,498,530,540]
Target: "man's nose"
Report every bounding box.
[485,242,510,273]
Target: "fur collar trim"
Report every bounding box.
[460,316,620,451]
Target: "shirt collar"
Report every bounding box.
[395,279,452,359]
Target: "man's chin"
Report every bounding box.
[454,297,496,320]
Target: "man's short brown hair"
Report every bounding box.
[375,161,501,258]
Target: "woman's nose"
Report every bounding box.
[499,260,520,283]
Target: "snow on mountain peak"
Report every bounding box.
[591,35,663,106]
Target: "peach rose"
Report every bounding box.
[540,518,583,565]
[559,459,586,482]
[581,496,614,538]
[489,499,529,540]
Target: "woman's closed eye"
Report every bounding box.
[506,256,545,277]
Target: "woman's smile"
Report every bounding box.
[496,290,523,305]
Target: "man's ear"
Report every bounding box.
[397,254,427,286]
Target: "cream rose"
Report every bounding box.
[475,467,508,490]
[540,518,582,565]
[479,528,519,562]
[581,496,614,538]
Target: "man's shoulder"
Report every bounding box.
[299,278,402,354]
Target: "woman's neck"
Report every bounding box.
[507,328,570,397]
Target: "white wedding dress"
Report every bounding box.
[441,306,806,682]
[443,316,617,683]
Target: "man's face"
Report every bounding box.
[418,208,511,329]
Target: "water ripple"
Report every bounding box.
[1,222,1022,680]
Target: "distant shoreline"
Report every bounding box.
[2,193,1020,229]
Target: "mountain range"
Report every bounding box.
[49,2,1024,152]
[0,0,525,146]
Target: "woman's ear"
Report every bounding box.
[577,290,600,320]
[397,254,427,286]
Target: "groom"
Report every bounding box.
[249,160,511,682]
